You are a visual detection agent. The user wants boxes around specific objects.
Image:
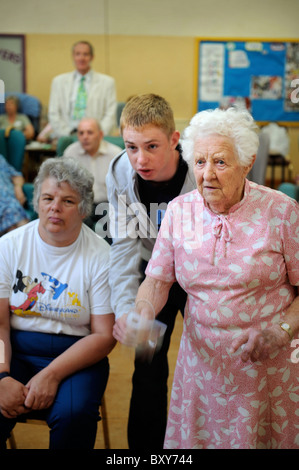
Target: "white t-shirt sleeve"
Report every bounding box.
[88,237,113,315]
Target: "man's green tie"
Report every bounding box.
[73,76,87,120]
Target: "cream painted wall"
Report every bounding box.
[25,34,195,117]
[1,0,299,175]
[1,0,299,37]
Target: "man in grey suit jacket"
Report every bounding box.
[48,41,117,137]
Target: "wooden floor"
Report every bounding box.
[7,314,183,450]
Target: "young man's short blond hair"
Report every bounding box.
[120,94,175,138]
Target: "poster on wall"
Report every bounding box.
[196,38,299,124]
[0,34,25,102]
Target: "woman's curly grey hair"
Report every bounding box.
[33,157,94,217]
[182,107,260,167]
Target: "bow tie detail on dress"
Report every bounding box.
[210,216,232,264]
[212,216,232,242]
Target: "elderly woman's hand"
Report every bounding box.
[113,309,157,348]
[230,324,290,362]
[113,312,152,346]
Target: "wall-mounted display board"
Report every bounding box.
[195,38,299,125]
[0,34,26,98]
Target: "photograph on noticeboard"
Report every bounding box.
[284,42,299,112]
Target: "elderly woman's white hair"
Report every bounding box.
[182,107,260,167]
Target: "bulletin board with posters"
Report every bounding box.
[0,34,26,97]
[195,38,299,125]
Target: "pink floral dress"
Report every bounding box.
[146,180,299,449]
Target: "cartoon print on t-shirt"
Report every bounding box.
[11,270,45,316]
[10,269,84,320]
[68,292,81,306]
[41,272,68,300]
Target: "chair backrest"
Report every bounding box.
[0,128,26,171]
[278,182,299,201]
[0,92,42,136]
[56,135,78,156]
[103,135,125,149]
[247,133,270,186]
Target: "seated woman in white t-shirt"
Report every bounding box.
[0,157,115,449]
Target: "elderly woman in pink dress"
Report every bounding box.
[113,107,299,449]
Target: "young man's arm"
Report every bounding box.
[108,197,144,319]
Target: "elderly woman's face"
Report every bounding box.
[38,177,84,247]
[193,134,250,214]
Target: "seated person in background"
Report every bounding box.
[0,157,115,450]
[63,117,122,236]
[0,154,28,236]
[0,96,35,140]
[48,40,117,138]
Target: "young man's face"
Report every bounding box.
[123,125,180,183]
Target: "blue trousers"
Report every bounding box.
[0,330,109,449]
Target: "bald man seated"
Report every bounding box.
[63,117,122,238]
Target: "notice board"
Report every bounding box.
[0,34,26,99]
[195,38,299,125]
